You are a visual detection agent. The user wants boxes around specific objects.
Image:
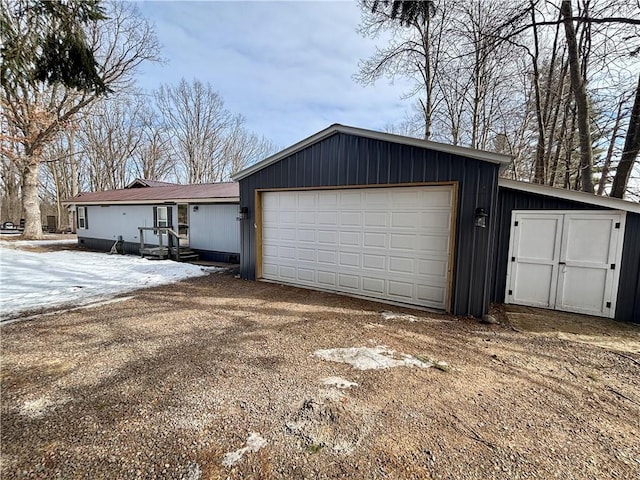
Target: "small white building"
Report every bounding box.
[63,180,240,262]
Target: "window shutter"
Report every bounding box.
[167,206,173,228]
[153,206,158,227]
[76,207,80,229]
[84,207,88,229]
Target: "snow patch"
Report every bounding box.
[314,346,433,370]
[222,432,267,467]
[321,376,358,389]
[0,245,216,321]
[381,311,418,322]
[20,397,54,418]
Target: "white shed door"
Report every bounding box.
[261,186,454,310]
[505,211,625,318]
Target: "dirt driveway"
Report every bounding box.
[1,273,639,479]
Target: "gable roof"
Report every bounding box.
[125,178,180,189]
[499,178,640,214]
[63,182,239,205]
[233,123,513,181]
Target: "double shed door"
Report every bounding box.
[505,211,625,318]
[260,185,455,310]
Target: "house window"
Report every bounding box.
[156,206,168,228]
[77,206,88,229]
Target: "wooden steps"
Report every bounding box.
[140,246,199,262]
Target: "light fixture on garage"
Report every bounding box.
[237,206,248,221]
[192,205,199,212]
[474,207,488,228]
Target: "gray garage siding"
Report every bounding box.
[491,187,640,322]
[239,132,500,317]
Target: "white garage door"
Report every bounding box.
[260,186,454,310]
[505,211,625,318]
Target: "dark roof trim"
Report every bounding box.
[232,123,513,181]
[499,178,640,214]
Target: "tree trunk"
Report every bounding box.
[21,159,43,239]
[561,0,594,193]
[596,97,625,195]
[530,4,546,184]
[611,75,640,198]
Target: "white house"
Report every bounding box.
[63,181,240,262]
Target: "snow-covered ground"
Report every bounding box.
[0,240,216,321]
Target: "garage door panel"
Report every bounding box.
[363,254,386,270]
[279,265,296,279]
[261,186,453,310]
[317,230,338,245]
[318,191,339,206]
[420,212,451,229]
[388,280,414,299]
[340,191,363,207]
[317,250,337,265]
[318,212,338,225]
[418,235,449,253]
[364,212,388,227]
[298,229,316,242]
[390,233,416,250]
[391,212,420,228]
[339,252,360,268]
[338,273,360,290]
[340,212,362,226]
[339,231,361,246]
[297,248,316,262]
[279,228,296,241]
[317,271,336,286]
[417,259,447,276]
[297,212,317,225]
[297,268,315,282]
[362,277,385,294]
[363,232,387,248]
[297,193,316,210]
[278,246,296,260]
[389,256,415,274]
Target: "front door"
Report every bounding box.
[154,206,170,246]
[178,204,189,246]
[505,211,625,318]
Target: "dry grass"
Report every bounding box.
[1,272,639,479]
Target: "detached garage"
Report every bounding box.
[234,124,511,317]
[234,124,640,322]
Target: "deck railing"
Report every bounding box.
[138,226,182,261]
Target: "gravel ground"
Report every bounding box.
[1,272,639,479]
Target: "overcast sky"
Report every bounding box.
[135,0,414,148]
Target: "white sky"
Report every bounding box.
[135,0,413,148]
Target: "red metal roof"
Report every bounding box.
[65,182,239,204]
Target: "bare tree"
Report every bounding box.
[78,94,146,191]
[611,74,640,198]
[0,1,159,238]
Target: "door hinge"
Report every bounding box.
[508,290,513,295]
[610,264,615,270]
[615,222,620,229]
[514,221,519,227]
[606,301,612,308]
